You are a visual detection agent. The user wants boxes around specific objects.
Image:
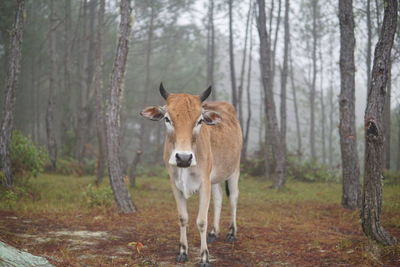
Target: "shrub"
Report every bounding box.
[81,158,96,175]
[55,158,83,176]
[383,169,400,185]
[83,184,114,207]
[241,158,265,177]
[10,131,48,178]
[288,156,338,183]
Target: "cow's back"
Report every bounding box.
[203,102,242,183]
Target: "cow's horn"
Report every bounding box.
[200,86,212,102]
[159,83,169,100]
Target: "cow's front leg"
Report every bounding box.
[197,180,211,267]
[172,186,189,263]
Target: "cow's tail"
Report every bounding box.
[225,181,230,197]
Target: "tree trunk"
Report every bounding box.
[338,0,361,210]
[242,9,254,162]
[206,0,216,101]
[0,0,25,187]
[238,0,252,129]
[278,0,289,185]
[138,0,155,154]
[256,0,286,189]
[61,0,72,150]
[328,35,334,167]
[46,0,58,170]
[319,44,326,165]
[366,0,372,96]
[105,0,136,214]
[397,109,400,171]
[94,0,107,185]
[75,0,89,161]
[229,0,237,110]
[361,0,397,246]
[289,48,301,158]
[271,0,281,87]
[384,60,391,169]
[310,0,317,161]
[129,150,142,188]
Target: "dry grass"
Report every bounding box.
[0,173,399,266]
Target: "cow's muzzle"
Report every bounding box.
[175,152,193,168]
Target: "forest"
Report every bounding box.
[0,0,399,266]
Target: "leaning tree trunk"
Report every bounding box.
[105,0,136,213]
[256,0,286,189]
[361,0,397,246]
[94,0,107,185]
[46,0,58,170]
[0,0,25,187]
[383,60,391,169]
[338,0,361,210]
[228,0,237,110]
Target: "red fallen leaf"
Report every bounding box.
[128,241,145,254]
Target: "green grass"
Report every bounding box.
[1,173,399,216]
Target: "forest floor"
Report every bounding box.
[0,173,400,266]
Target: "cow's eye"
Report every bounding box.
[165,117,171,123]
[197,119,203,125]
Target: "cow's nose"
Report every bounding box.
[175,153,193,168]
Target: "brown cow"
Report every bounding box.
[140,84,242,266]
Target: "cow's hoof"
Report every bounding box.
[199,262,212,267]
[176,253,188,263]
[225,233,236,242]
[207,232,218,243]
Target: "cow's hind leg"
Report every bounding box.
[172,187,189,262]
[207,183,222,243]
[225,171,239,242]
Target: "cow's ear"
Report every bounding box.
[202,110,221,125]
[140,106,165,121]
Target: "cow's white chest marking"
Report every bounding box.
[174,168,201,199]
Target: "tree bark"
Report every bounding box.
[338,0,361,210]
[206,0,216,101]
[0,0,25,187]
[384,60,391,169]
[46,0,58,170]
[310,0,317,161]
[362,0,397,246]
[61,0,72,149]
[279,0,289,179]
[105,0,136,213]
[397,109,400,171]
[138,0,155,153]
[238,0,252,128]
[366,0,372,96]
[75,0,89,161]
[242,8,254,162]
[319,44,326,165]
[129,150,142,188]
[328,35,334,167]
[289,47,301,158]
[94,0,107,185]
[229,0,237,110]
[257,0,286,189]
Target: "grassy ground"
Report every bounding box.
[0,173,399,266]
